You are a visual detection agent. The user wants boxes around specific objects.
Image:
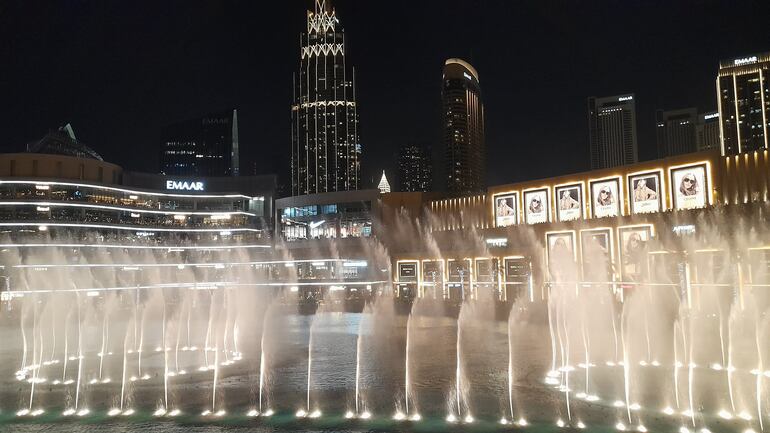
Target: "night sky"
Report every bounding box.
[2,0,768,192]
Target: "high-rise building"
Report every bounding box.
[398,143,433,192]
[160,109,239,176]
[291,0,361,196]
[442,58,485,195]
[656,108,697,158]
[697,112,721,152]
[716,52,770,155]
[588,94,638,169]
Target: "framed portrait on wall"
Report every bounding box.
[590,177,623,218]
[670,163,709,210]
[618,225,654,282]
[524,188,550,224]
[554,183,583,222]
[494,192,519,227]
[628,171,663,214]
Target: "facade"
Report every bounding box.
[398,144,432,192]
[442,58,485,195]
[0,151,276,245]
[160,109,240,177]
[291,0,361,196]
[656,108,698,158]
[275,189,379,242]
[716,52,770,155]
[697,111,721,151]
[588,94,639,169]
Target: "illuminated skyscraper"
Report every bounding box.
[442,58,484,195]
[291,0,361,196]
[588,94,638,169]
[716,52,770,155]
[398,143,433,192]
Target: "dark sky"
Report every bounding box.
[2,0,768,191]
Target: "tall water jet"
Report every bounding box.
[404,310,412,416]
[354,312,364,415]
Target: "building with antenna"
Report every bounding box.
[291,0,361,196]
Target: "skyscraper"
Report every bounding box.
[291,0,361,196]
[656,108,697,158]
[398,143,433,192]
[442,58,485,195]
[588,94,638,169]
[160,109,239,176]
[697,112,720,152]
[716,52,770,155]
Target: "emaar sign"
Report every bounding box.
[166,180,204,191]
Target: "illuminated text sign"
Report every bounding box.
[166,180,204,191]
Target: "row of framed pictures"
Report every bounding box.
[546,225,654,282]
[493,162,711,227]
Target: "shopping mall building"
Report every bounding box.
[1,144,769,309]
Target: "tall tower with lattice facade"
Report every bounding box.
[291,0,361,196]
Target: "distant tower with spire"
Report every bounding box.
[291,0,361,196]
[377,171,391,193]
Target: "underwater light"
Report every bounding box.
[616,422,627,431]
[718,409,733,419]
[576,421,586,429]
[308,409,321,418]
[408,413,421,421]
[169,409,180,417]
[215,410,226,417]
[154,408,167,416]
[360,411,371,419]
[613,400,625,407]
[637,425,647,432]
[629,403,641,411]
[663,407,675,415]
[108,408,121,416]
[62,409,76,416]
[499,417,509,425]
[77,408,90,417]
[295,409,307,418]
[263,409,274,417]
[122,409,135,416]
[516,418,528,426]
[16,409,30,417]
[345,411,355,419]
[201,410,211,416]
[247,409,259,417]
[31,409,44,417]
[463,414,474,423]
[393,412,406,421]
[556,419,565,427]
[446,414,458,423]
[738,411,752,420]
